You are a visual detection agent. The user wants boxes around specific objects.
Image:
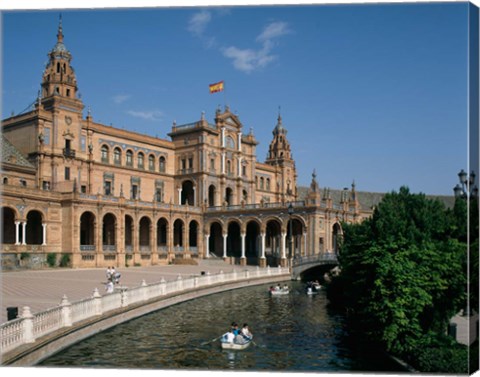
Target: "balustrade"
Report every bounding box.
[0,267,289,357]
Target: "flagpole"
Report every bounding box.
[224,80,228,110]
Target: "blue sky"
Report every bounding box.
[1,2,472,195]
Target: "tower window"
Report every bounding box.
[65,167,70,181]
[56,62,60,73]
[126,150,133,166]
[159,156,166,173]
[66,89,70,97]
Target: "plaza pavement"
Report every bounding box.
[0,259,262,324]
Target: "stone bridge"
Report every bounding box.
[291,253,339,280]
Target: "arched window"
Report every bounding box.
[149,155,155,171]
[227,160,232,175]
[3,177,8,185]
[260,177,264,190]
[159,156,166,173]
[266,178,271,191]
[126,150,133,167]
[114,148,121,165]
[138,152,145,169]
[101,145,109,163]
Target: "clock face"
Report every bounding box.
[65,116,72,125]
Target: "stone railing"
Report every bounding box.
[0,266,289,356]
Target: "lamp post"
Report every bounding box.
[453,169,478,318]
[288,203,294,260]
[453,169,478,199]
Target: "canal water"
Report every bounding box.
[40,282,403,372]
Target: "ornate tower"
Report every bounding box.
[265,113,297,201]
[266,114,292,163]
[40,17,82,112]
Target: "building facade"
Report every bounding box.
[0,22,372,269]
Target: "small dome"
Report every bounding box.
[272,114,287,135]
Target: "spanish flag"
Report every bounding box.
[209,81,224,94]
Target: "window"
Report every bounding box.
[242,165,246,177]
[66,89,70,97]
[227,160,231,175]
[20,179,27,187]
[3,177,8,185]
[105,181,112,196]
[188,158,193,169]
[42,181,50,190]
[266,178,271,191]
[80,135,86,151]
[226,136,235,149]
[155,188,163,202]
[44,128,51,145]
[159,156,166,173]
[138,153,144,169]
[210,158,215,170]
[260,177,264,190]
[132,185,138,200]
[81,185,87,193]
[149,155,155,171]
[126,150,133,166]
[114,148,121,165]
[101,145,109,163]
[65,167,70,181]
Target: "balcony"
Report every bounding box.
[63,148,76,158]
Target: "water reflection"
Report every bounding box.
[41,282,403,372]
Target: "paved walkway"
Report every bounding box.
[0,260,261,324]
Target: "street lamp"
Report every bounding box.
[454,169,478,199]
[288,203,294,260]
[453,169,478,318]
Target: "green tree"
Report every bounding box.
[331,187,466,359]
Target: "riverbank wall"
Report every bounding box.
[1,267,290,366]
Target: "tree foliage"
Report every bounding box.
[329,187,467,361]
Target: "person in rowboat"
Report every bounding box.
[241,323,252,339]
[222,329,235,343]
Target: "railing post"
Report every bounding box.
[60,295,72,327]
[121,288,129,307]
[141,279,148,301]
[206,271,211,285]
[92,288,103,315]
[219,270,224,282]
[193,275,199,288]
[160,277,166,295]
[21,306,35,344]
[267,265,271,275]
[244,269,249,278]
[176,275,183,291]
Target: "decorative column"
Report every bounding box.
[21,222,27,245]
[259,232,266,267]
[280,231,287,267]
[193,186,196,206]
[222,233,228,259]
[221,152,226,174]
[178,188,182,205]
[237,131,242,151]
[240,232,246,266]
[42,223,47,246]
[205,234,210,258]
[221,127,225,147]
[303,232,307,256]
[15,221,20,245]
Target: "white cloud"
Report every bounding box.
[188,10,211,36]
[256,21,291,43]
[112,94,131,104]
[223,21,291,73]
[127,110,163,121]
[223,43,276,74]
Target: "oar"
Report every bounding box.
[201,335,221,345]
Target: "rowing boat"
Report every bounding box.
[220,336,253,350]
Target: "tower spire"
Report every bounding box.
[57,14,64,43]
